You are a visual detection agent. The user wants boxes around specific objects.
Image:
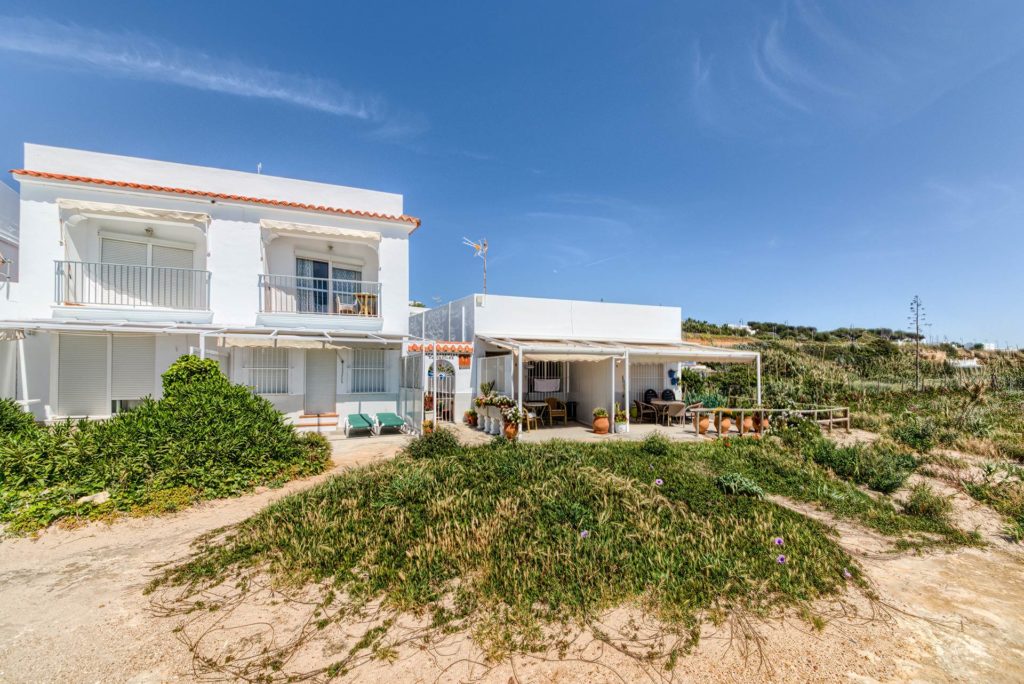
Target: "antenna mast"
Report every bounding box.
[462,237,489,294]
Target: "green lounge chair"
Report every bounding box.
[345,413,374,437]
[373,412,407,435]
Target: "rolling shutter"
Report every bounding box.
[151,245,196,309]
[57,334,109,417]
[111,335,155,400]
[100,238,147,305]
[151,245,193,269]
[101,238,148,265]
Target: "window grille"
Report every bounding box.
[249,348,289,394]
[352,349,387,393]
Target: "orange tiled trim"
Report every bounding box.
[11,169,422,229]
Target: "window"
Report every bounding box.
[249,348,289,394]
[352,349,386,393]
[57,333,155,417]
[295,258,364,314]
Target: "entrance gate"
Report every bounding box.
[427,359,456,423]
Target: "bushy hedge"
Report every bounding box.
[0,356,331,533]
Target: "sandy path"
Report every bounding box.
[2,434,1024,683]
[0,437,404,683]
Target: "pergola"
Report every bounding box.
[478,335,761,431]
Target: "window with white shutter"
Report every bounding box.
[100,238,148,306]
[249,348,289,394]
[57,334,109,417]
[351,349,386,393]
[111,335,155,401]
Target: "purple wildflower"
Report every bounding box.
[654,478,664,486]
[776,554,787,564]
[773,537,784,546]
[843,568,852,580]
[580,530,590,539]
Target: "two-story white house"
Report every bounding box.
[0,144,420,429]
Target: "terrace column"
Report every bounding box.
[609,356,616,432]
[517,347,524,413]
[624,350,630,433]
[756,353,762,405]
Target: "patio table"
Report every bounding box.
[524,401,549,425]
[650,399,683,425]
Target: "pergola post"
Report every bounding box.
[516,346,524,417]
[624,350,630,432]
[756,353,762,405]
[609,356,617,432]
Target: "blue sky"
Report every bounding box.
[2,1,1023,345]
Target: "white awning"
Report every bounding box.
[260,219,380,244]
[478,335,758,364]
[0,328,25,341]
[58,199,210,228]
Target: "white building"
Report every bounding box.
[0,180,17,281]
[410,294,759,432]
[0,144,420,429]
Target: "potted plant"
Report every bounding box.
[464,408,477,427]
[424,393,434,412]
[593,407,610,434]
[697,412,711,435]
[422,419,434,435]
[714,408,733,435]
[614,403,628,433]
[753,411,770,433]
[501,404,523,441]
[740,411,754,434]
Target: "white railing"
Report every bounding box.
[55,260,211,310]
[258,274,382,317]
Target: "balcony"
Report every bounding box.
[258,274,382,318]
[54,260,211,311]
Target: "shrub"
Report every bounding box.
[0,355,330,533]
[641,433,672,457]
[402,427,461,460]
[0,399,38,438]
[901,483,953,522]
[716,472,765,498]
[804,439,917,494]
[889,414,938,453]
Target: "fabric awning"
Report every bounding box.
[58,199,210,228]
[478,336,758,364]
[260,219,380,244]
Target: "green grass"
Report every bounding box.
[963,462,1024,541]
[156,428,980,673]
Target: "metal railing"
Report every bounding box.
[258,274,382,317]
[54,260,211,310]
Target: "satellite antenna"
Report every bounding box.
[257,162,262,175]
[462,237,488,294]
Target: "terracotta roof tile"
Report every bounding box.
[11,169,421,230]
[407,341,473,354]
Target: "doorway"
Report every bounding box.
[305,349,337,413]
[427,359,456,423]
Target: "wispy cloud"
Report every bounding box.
[0,15,422,139]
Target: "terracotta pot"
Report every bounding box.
[754,415,770,433]
[503,422,519,441]
[741,416,754,434]
[465,413,477,427]
[593,416,610,434]
[715,416,732,434]
[698,416,710,434]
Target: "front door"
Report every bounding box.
[305,349,337,413]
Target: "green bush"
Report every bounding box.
[804,439,916,494]
[402,427,461,460]
[0,399,38,438]
[0,355,330,533]
[715,472,765,498]
[641,432,672,457]
[889,414,938,453]
[902,483,953,522]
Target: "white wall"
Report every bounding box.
[569,359,614,426]
[474,295,681,343]
[6,145,412,334]
[0,181,18,281]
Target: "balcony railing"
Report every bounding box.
[258,274,382,317]
[55,260,211,310]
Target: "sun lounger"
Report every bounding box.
[372,412,407,435]
[345,413,374,437]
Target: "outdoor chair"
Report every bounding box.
[372,412,407,435]
[545,397,568,425]
[684,402,703,424]
[334,294,356,315]
[664,402,687,426]
[523,406,540,431]
[345,413,374,437]
[633,399,657,423]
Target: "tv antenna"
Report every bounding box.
[462,237,488,294]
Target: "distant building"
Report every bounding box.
[947,358,983,370]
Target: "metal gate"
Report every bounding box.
[427,359,456,423]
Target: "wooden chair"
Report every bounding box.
[523,406,540,431]
[545,397,568,425]
[633,399,657,424]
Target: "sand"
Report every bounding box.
[2,433,1024,683]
